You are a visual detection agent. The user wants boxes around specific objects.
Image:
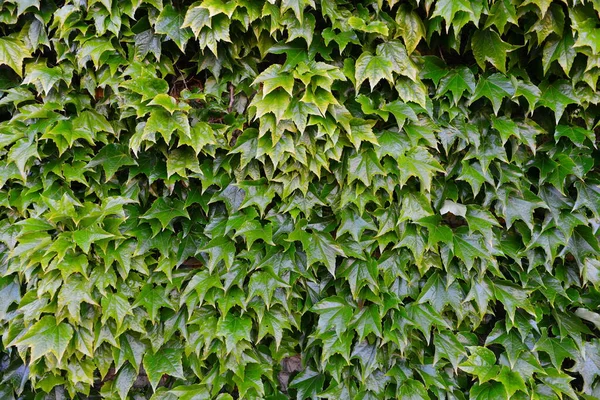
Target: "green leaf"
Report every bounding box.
[73,224,114,254]
[397,147,443,192]
[347,149,386,187]
[179,122,216,154]
[133,284,173,323]
[571,341,600,394]
[431,0,473,27]
[573,182,600,219]
[355,52,394,91]
[16,316,73,362]
[471,29,515,73]
[101,293,133,331]
[313,296,354,336]
[303,231,345,277]
[351,305,382,340]
[398,379,430,400]
[282,0,315,23]
[554,125,595,147]
[252,88,291,122]
[469,382,509,400]
[537,80,578,123]
[7,136,39,179]
[493,281,533,324]
[0,37,30,76]
[376,40,419,81]
[155,5,193,52]
[217,313,252,352]
[484,0,518,33]
[252,64,295,96]
[494,366,527,396]
[142,348,185,391]
[289,367,324,399]
[538,368,578,400]
[140,198,190,230]
[534,336,578,370]
[434,330,466,369]
[86,144,137,181]
[166,147,201,178]
[542,32,575,76]
[395,5,425,54]
[114,363,137,400]
[182,6,211,38]
[459,347,499,382]
[471,73,515,115]
[453,228,490,270]
[436,67,476,105]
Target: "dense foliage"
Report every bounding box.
[0,0,600,398]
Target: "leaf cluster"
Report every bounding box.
[0,0,600,399]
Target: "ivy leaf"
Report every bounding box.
[16,316,73,362]
[252,89,291,122]
[288,367,324,399]
[542,33,575,76]
[142,348,185,391]
[252,64,295,96]
[155,5,193,52]
[471,73,515,115]
[571,341,600,394]
[484,0,518,33]
[182,6,211,38]
[101,293,133,331]
[86,144,137,181]
[217,313,253,353]
[355,52,394,91]
[538,368,578,400]
[459,347,499,383]
[73,225,114,254]
[395,5,425,54]
[494,366,527,396]
[304,231,345,277]
[132,284,173,323]
[282,0,315,23]
[398,379,430,399]
[0,37,30,76]
[537,80,578,123]
[313,296,354,336]
[257,307,292,349]
[166,147,201,178]
[493,281,533,324]
[199,0,237,18]
[7,136,39,179]
[179,122,216,155]
[397,147,443,192]
[554,125,595,147]
[347,149,385,187]
[140,198,190,230]
[431,0,473,28]
[534,335,578,370]
[573,182,600,219]
[453,228,490,270]
[436,67,476,105]
[114,363,137,400]
[469,382,509,400]
[376,40,419,81]
[471,29,515,73]
[434,330,466,370]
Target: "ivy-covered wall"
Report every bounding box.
[1,0,600,399]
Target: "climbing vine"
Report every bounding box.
[1,0,600,399]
